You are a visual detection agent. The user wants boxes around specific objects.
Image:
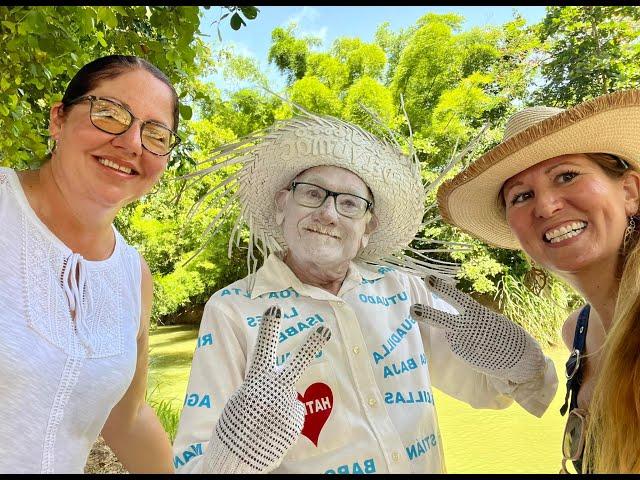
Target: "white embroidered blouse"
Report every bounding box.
[0,167,142,473]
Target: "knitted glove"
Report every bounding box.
[410,276,546,384]
[202,305,332,473]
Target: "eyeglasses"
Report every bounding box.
[559,407,589,474]
[66,95,181,156]
[290,181,373,219]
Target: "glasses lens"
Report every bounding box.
[336,193,368,218]
[294,183,326,208]
[562,410,585,459]
[141,122,176,156]
[90,99,131,134]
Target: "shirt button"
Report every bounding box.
[368,397,377,407]
[352,346,360,354]
[392,452,400,462]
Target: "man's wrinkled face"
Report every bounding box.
[275,165,376,268]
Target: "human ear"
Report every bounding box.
[621,170,640,216]
[49,102,65,141]
[360,213,379,250]
[365,212,379,235]
[275,189,289,226]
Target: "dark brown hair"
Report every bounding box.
[61,55,179,129]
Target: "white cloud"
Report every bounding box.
[288,6,319,25]
[285,7,327,47]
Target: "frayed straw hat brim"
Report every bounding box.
[185,105,469,280]
[437,89,640,249]
[240,117,425,261]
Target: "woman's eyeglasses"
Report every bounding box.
[560,407,589,474]
[66,95,181,156]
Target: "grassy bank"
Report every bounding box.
[148,325,569,473]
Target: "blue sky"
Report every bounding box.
[200,6,548,94]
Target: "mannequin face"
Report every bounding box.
[276,165,377,270]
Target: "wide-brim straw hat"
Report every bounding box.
[437,89,640,249]
[240,115,425,261]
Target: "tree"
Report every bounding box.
[374,21,416,85]
[267,24,322,84]
[331,37,387,84]
[0,6,208,169]
[535,6,640,106]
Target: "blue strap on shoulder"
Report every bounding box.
[560,304,590,416]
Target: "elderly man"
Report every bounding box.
[172,113,558,474]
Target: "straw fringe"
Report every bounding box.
[184,92,478,280]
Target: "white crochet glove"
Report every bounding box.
[202,305,331,473]
[410,276,546,384]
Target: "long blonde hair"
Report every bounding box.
[581,153,640,473]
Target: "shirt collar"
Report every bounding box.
[251,253,385,300]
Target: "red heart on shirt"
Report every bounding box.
[297,382,333,447]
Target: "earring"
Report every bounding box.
[524,261,548,296]
[47,137,57,155]
[622,215,640,255]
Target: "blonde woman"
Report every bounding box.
[437,89,640,473]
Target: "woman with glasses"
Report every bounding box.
[0,55,181,473]
[437,89,640,473]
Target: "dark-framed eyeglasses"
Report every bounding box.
[66,95,181,156]
[559,407,589,474]
[290,181,373,219]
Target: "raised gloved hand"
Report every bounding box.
[202,305,331,474]
[410,276,546,384]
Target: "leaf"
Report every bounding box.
[240,6,259,20]
[179,103,192,121]
[1,21,16,32]
[230,12,245,30]
[97,7,118,29]
[96,31,108,48]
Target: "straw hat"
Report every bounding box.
[240,115,425,262]
[437,89,640,249]
[188,108,461,278]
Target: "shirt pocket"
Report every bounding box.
[285,359,349,461]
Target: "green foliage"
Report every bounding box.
[268,24,322,84]
[536,6,640,106]
[145,384,181,443]
[342,76,397,131]
[222,53,268,87]
[289,76,342,116]
[331,38,387,84]
[208,6,260,42]
[495,273,584,347]
[0,6,207,169]
[306,53,350,92]
[374,21,417,85]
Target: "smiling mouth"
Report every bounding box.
[543,221,588,244]
[97,157,138,176]
[305,227,341,239]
